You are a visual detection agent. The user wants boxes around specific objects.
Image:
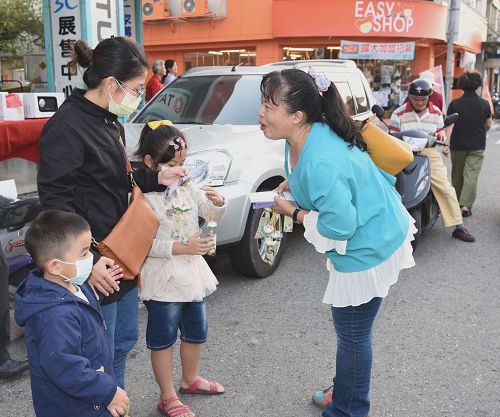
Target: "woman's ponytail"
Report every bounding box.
[322,83,366,150]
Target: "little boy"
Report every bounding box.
[15,210,129,417]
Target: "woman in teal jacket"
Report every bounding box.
[262,69,416,417]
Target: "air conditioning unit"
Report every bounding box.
[142,0,168,21]
[181,0,210,16]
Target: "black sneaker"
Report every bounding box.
[452,227,475,242]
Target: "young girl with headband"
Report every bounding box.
[134,120,226,417]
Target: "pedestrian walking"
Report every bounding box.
[133,120,226,417]
[37,36,185,388]
[163,59,178,86]
[146,59,166,102]
[447,72,492,217]
[263,68,416,417]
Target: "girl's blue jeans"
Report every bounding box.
[323,297,382,417]
[101,286,139,389]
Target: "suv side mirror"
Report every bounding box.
[371,105,384,119]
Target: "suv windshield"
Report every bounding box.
[135,74,263,125]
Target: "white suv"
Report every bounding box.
[124,59,376,278]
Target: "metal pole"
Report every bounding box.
[445,0,460,105]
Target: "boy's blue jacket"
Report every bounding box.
[15,269,116,417]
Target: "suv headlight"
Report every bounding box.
[185,149,232,187]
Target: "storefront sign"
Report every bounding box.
[49,0,84,97]
[339,41,415,60]
[273,0,447,41]
[354,1,414,34]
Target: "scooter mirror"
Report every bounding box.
[371,104,384,119]
[444,112,459,127]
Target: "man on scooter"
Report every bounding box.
[389,79,475,242]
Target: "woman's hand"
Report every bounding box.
[274,180,289,194]
[88,256,123,297]
[272,194,296,217]
[158,166,189,186]
[202,186,225,207]
[442,145,450,156]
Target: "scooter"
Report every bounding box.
[371,105,459,248]
[0,196,41,288]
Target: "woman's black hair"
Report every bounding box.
[458,72,482,92]
[260,69,365,150]
[165,59,176,73]
[69,37,148,88]
[134,121,186,168]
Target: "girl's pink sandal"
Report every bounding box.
[157,395,194,417]
[179,376,225,395]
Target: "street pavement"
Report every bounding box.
[1,128,500,417]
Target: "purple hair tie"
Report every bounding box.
[308,67,330,93]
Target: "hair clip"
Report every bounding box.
[308,67,331,93]
[168,137,186,151]
[147,120,173,130]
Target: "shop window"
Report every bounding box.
[184,49,256,69]
[282,46,340,61]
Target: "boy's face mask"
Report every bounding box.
[108,78,142,117]
[56,254,94,287]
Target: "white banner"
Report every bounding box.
[49,0,84,97]
[89,0,120,47]
[123,0,137,41]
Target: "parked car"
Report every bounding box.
[124,59,376,278]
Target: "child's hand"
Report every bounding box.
[185,230,215,255]
[202,186,225,207]
[107,386,129,417]
[158,166,189,186]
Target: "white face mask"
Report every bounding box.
[108,78,142,116]
[57,254,94,287]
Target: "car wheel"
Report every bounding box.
[229,206,287,278]
[409,206,421,251]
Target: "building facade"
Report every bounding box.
[143,0,488,105]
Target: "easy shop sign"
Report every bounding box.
[354,1,414,34]
[339,40,415,60]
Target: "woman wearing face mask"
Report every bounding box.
[37,37,186,389]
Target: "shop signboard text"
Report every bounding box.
[354,1,414,34]
[339,41,415,60]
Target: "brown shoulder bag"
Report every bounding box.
[95,140,159,280]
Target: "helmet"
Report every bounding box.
[408,79,432,97]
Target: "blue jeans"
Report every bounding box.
[144,300,208,350]
[101,286,139,388]
[323,297,382,417]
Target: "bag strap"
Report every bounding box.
[117,136,135,186]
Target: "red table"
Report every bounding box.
[0,118,49,163]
